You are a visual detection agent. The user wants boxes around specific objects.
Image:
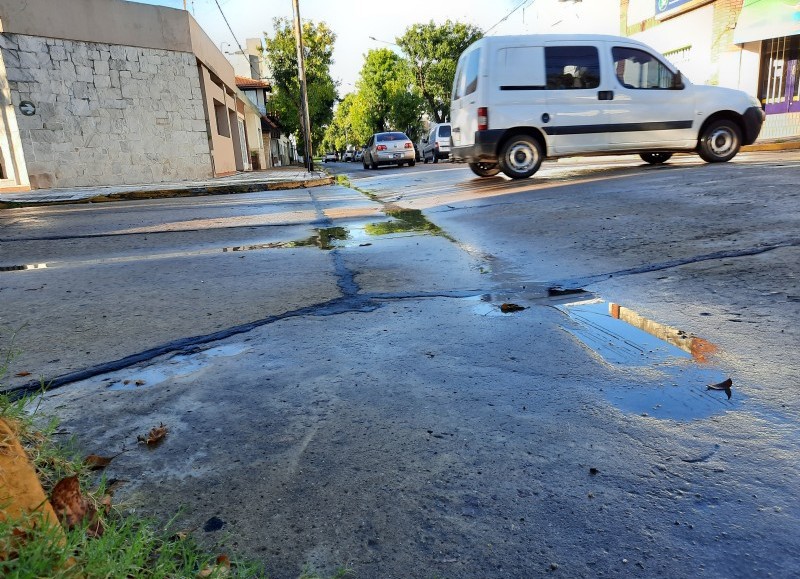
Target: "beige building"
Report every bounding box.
[0,0,257,192]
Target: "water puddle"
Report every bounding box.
[104,344,249,390]
[365,209,443,236]
[277,210,444,251]
[557,297,738,420]
[463,294,508,317]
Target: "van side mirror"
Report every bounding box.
[672,70,685,90]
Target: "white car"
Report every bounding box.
[322,152,337,162]
[343,149,355,162]
[450,34,765,179]
[362,132,416,169]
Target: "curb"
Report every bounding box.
[742,141,800,152]
[0,176,335,209]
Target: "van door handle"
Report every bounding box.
[598,90,614,101]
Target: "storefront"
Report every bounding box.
[622,0,800,139]
[735,1,800,120]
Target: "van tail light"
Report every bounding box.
[478,107,489,131]
[404,142,412,149]
[376,145,387,151]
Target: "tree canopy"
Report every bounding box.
[263,18,337,155]
[396,20,483,124]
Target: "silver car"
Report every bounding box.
[363,132,416,169]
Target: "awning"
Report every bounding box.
[734,0,800,44]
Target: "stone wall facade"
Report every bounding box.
[1,33,212,189]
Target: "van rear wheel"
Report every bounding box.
[698,119,741,163]
[499,135,543,179]
[640,152,673,164]
[468,162,501,177]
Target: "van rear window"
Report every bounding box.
[438,125,451,138]
[545,46,600,89]
[464,49,481,96]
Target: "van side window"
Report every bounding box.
[612,47,676,89]
[544,46,600,90]
[464,48,481,96]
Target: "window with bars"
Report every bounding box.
[758,36,800,114]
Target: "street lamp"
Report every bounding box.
[369,36,400,49]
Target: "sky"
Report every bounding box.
[134,0,620,92]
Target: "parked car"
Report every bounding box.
[323,151,337,162]
[343,149,355,162]
[422,123,452,163]
[363,132,416,169]
[450,34,765,179]
[354,149,364,162]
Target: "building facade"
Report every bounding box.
[621,0,800,139]
[0,0,254,192]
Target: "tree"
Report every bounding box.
[355,49,425,137]
[396,20,483,124]
[263,18,337,156]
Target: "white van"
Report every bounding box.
[450,34,765,179]
[421,123,452,163]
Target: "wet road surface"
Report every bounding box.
[1,151,799,578]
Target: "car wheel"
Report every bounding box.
[433,155,438,164]
[363,155,370,170]
[698,119,741,163]
[468,162,501,177]
[423,154,429,164]
[498,135,543,179]
[639,152,673,164]
[371,158,379,170]
[409,159,416,167]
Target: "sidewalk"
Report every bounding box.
[0,167,333,208]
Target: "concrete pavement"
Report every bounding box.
[0,166,333,207]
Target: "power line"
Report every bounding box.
[212,0,246,57]
[486,0,535,35]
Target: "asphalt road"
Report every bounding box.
[1,151,798,578]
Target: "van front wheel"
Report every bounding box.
[499,135,543,179]
[469,162,501,177]
[698,120,741,163]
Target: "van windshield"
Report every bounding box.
[438,125,451,138]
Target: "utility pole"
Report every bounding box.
[292,0,314,172]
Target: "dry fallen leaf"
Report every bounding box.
[198,554,231,578]
[50,476,90,530]
[84,449,128,470]
[706,377,733,399]
[84,454,114,471]
[500,303,525,313]
[137,423,168,445]
[14,371,31,377]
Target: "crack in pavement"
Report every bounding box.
[552,239,800,288]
